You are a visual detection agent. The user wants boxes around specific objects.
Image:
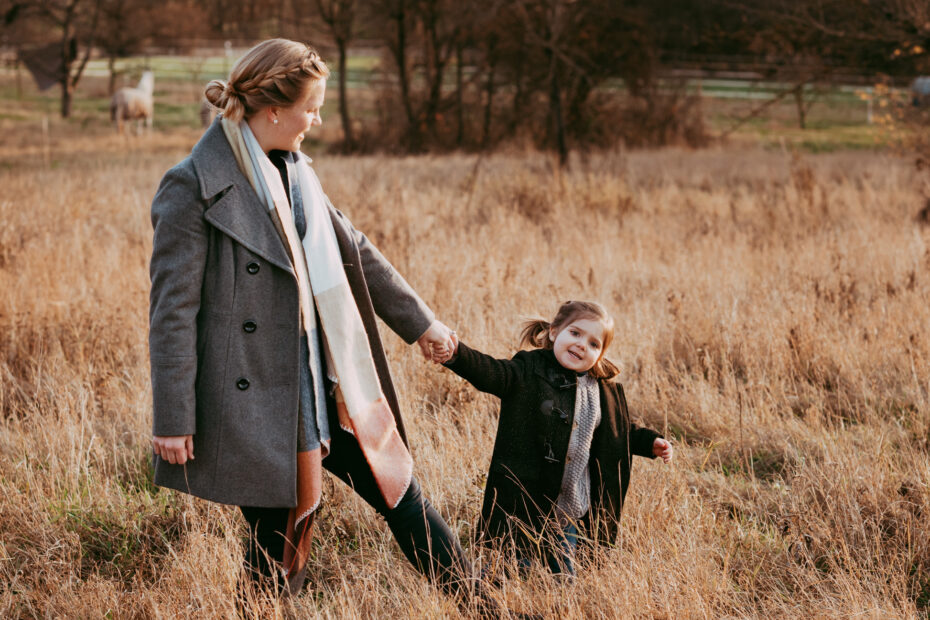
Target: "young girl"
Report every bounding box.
[438,300,672,577]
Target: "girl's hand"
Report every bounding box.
[153,435,195,465]
[430,331,459,363]
[417,320,457,363]
[653,438,673,464]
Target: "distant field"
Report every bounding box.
[0,51,907,153]
[76,52,381,85]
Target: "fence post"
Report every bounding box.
[866,86,873,125]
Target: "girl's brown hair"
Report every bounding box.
[519,300,620,379]
[204,38,329,123]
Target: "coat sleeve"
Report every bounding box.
[325,196,435,344]
[617,384,661,458]
[148,161,207,437]
[442,342,527,399]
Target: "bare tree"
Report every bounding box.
[370,0,476,150]
[375,0,421,149]
[510,0,614,165]
[7,0,102,118]
[716,0,930,128]
[415,0,460,140]
[314,0,357,149]
[98,0,155,94]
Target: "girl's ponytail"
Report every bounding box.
[519,319,551,350]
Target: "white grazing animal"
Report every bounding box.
[110,71,154,134]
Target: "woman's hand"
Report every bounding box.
[153,435,195,465]
[653,438,673,464]
[417,320,458,363]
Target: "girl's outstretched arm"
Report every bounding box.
[442,341,528,398]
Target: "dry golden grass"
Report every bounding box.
[0,124,928,619]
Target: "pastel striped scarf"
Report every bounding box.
[221,118,412,592]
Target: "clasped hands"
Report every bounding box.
[416,319,458,364]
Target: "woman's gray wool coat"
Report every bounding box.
[149,120,434,508]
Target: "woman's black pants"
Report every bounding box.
[239,423,471,595]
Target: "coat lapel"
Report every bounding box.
[191,120,293,274]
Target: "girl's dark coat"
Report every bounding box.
[445,343,660,546]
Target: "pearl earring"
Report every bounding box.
[273,118,278,125]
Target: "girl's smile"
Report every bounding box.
[549,318,606,373]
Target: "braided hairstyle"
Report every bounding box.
[204,39,329,123]
[519,300,620,379]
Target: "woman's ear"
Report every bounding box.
[548,326,557,342]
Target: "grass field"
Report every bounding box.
[0,108,928,618]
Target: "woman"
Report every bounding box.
[148,39,468,599]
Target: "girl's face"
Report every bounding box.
[269,80,326,152]
[549,317,606,373]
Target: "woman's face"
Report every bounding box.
[269,80,326,152]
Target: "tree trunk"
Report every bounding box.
[57,0,79,119]
[455,42,464,146]
[337,38,354,149]
[509,51,526,134]
[57,0,100,119]
[794,85,807,130]
[482,59,496,148]
[108,54,117,96]
[566,79,592,137]
[391,4,420,151]
[548,52,567,167]
[422,14,445,140]
[15,57,22,99]
[60,76,74,118]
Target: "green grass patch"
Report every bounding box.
[47,456,185,580]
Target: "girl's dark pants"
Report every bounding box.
[239,421,471,595]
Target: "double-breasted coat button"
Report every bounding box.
[236,377,250,390]
[246,262,260,274]
[243,320,257,333]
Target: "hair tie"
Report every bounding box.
[224,82,238,98]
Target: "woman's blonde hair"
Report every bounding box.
[204,38,329,123]
[519,300,619,379]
